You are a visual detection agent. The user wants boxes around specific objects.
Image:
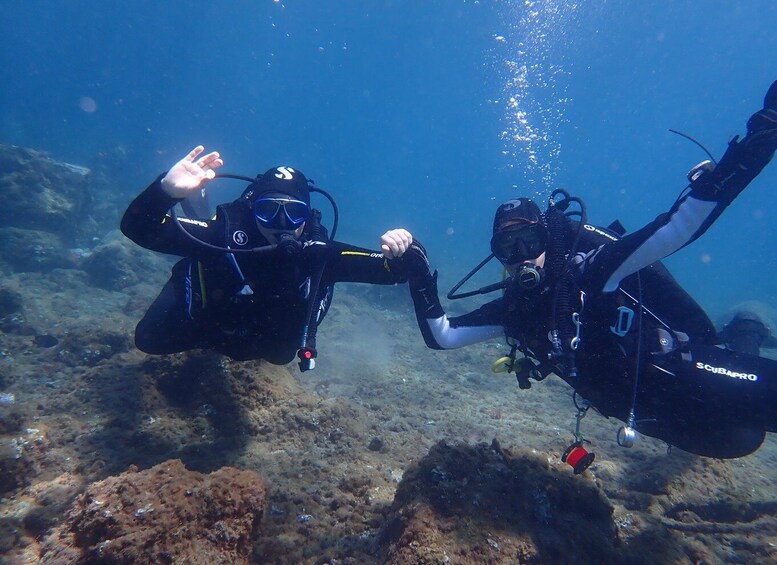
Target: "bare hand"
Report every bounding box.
[160,145,224,198]
[381,228,413,258]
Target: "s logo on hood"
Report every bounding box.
[274,167,295,180]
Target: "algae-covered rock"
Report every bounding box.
[0,145,91,242]
[380,439,617,565]
[81,236,170,291]
[0,227,73,273]
[41,459,267,564]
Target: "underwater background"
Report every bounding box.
[2,0,776,317]
[2,1,777,563]
[0,0,777,316]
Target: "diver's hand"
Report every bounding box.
[381,228,413,258]
[161,145,224,198]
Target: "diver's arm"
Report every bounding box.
[321,229,428,285]
[410,271,504,349]
[120,177,219,256]
[581,195,719,293]
[121,146,224,255]
[321,240,410,285]
[586,80,777,293]
[402,244,504,350]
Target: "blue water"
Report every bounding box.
[2,0,776,322]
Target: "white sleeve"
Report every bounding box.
[424,315,504,349]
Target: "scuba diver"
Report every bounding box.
[121,146,415,370]
[399,80,777,461]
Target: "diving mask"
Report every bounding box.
[254,197,310,229]
[490,221,547,264]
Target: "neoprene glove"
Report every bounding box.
[402,241,433,282]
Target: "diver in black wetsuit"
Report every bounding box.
[121,146,415,369]
[401,80,777,459]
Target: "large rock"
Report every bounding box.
[379,439,617,564]
[0,227,73,273]
[41,459,267,564]
[0,145,91,243]
[81,235,172,291]
[0,427,47,495]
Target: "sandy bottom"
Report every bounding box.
[2,267,777,564]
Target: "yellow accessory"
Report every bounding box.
[492,356,514,374]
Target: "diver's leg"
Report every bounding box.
[135,278,208,354]
[260,341,298,365]
[211,337,297,364]
[654,418,766,459]
[667,345,777,455]
[630,346,777,457]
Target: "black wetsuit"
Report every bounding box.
[121,178,408,364]
[407,92,777,458]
